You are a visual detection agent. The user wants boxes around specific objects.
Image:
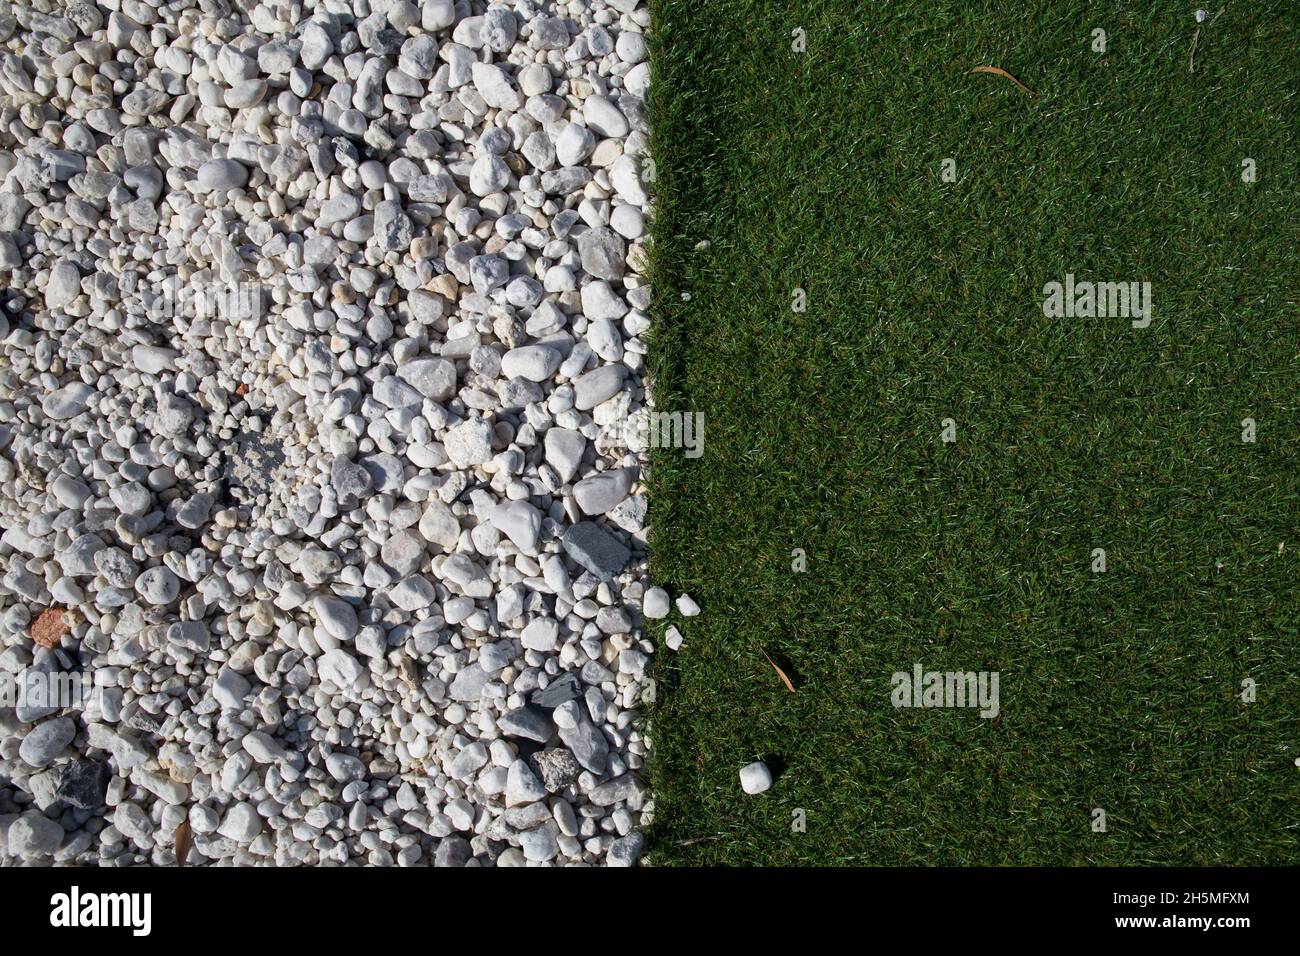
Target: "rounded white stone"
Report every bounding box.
[740,761,773,795]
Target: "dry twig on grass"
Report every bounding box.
[969,65,1036,96]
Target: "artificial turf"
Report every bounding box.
[643,1,1300,865]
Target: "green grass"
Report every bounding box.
[644,0,1300,865]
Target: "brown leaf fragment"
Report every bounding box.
[763,651,796,694]
[30,608,70,649]
[969,65,1036,96]
[175,820,193,867]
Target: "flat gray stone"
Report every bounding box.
[529,671,582,709]
[561,521,631,581]
[577,225,626,280]
[498,705,554,743]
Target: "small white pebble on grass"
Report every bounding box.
[643,586,671,619]
[664,625,684,651]
[676,593,701,617]
[740,761,773,795]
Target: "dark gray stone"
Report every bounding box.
[56,759,109,810]
[529,671,582,709]
[560,521,630,581]
[498,705,553,743]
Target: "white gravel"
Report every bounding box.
[739,761,772,795]
[0,0,659,867]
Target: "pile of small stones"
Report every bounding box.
[0,0,660,866]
